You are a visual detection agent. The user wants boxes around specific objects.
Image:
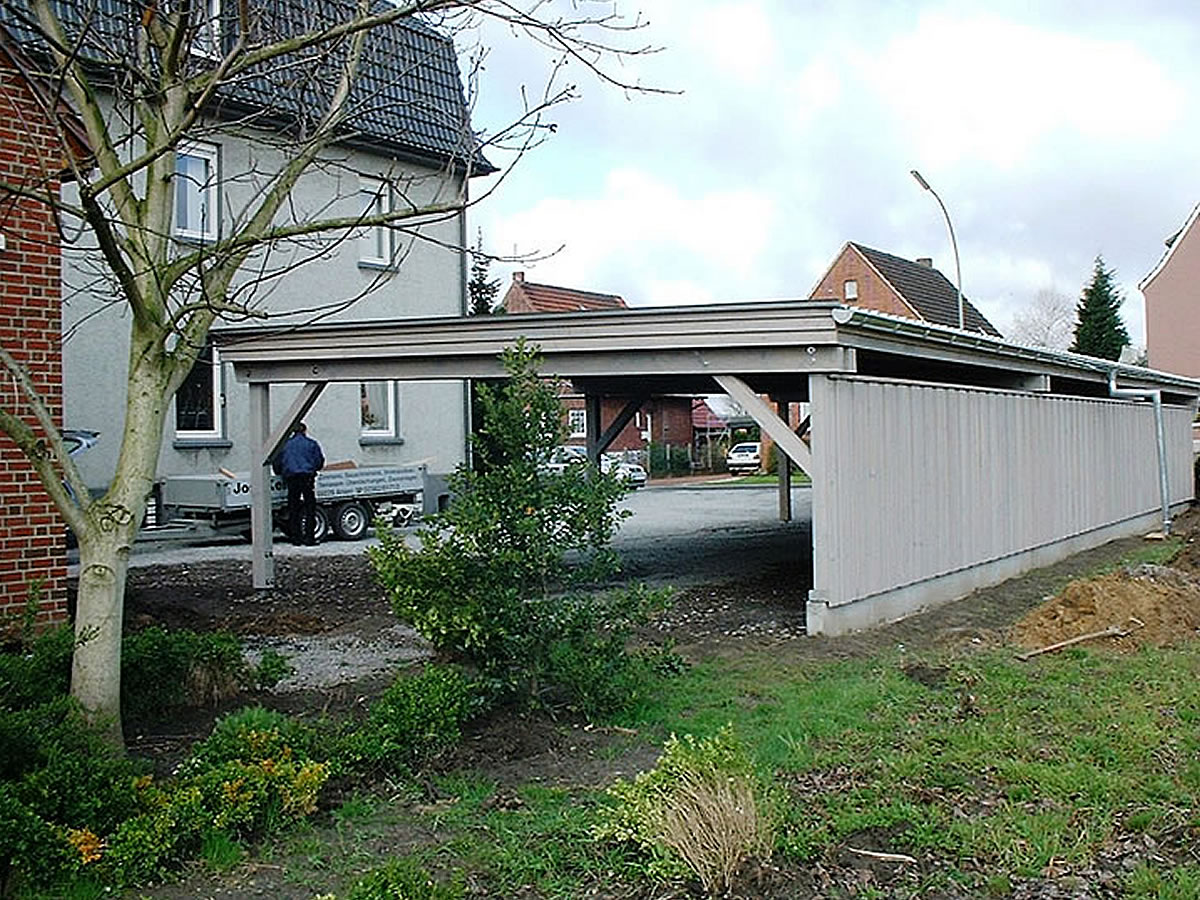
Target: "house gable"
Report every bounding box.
[1142,203,1200,378]
[809,242,1001,336]
[503,272,628,313]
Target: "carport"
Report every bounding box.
[215,301,1200,636]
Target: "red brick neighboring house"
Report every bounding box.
[0,29,89,626]
[809,242,1002,336]
[1142,203,1200,379]
[501,273,695,455]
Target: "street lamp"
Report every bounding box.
[910,169,963,330]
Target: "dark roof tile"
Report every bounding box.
[0,0,493,173]
[851,242,1001,336]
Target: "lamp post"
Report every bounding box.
[910,169,963,330]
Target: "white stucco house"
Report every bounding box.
[1,1,493,497]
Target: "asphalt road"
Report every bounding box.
[110,481,814,589]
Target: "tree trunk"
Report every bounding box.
[70,532,132,744]
[69,335,172,745]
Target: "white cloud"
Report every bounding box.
[486,168,777,302]
[862,12,1183,168]
[685,1,779,84]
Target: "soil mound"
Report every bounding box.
[1010,564,1200,653]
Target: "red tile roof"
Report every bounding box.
[503,274,627,313]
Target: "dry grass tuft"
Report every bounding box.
[186,660,241,706]
[654,769,772,895]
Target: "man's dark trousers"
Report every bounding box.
[287,473,318,544]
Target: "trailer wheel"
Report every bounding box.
[313,506,330,543]
[332,501,371,541]
[392,506,414,528]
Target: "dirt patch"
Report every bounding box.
[1010,565,1200,654]
[123,554,393,636]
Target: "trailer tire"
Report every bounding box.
[332,501,371,541]
[313,506,330,543]
[392,506,414,528]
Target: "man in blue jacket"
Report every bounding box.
[273,422,325,545]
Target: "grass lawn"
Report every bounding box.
[229,541,1200,900]
[250,640,1200,898]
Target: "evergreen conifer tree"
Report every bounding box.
[1070,256,1130,360]
[468,232,501,316]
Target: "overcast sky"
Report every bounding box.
[464,0,1200,347]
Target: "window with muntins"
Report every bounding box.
[174,141,218,241]
[175,342,222,439]
[360,381,397,437]
[568,408,586,438]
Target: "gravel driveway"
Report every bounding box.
[118,480,814,590]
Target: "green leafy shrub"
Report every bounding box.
[0,782,73,895]
[341,665,482,774]
[596,725,774,894]
[648,443,691,477]
[370,342,671,711]
[0,624,73,710]
[2,626,291,721]
[183,706,321,773]
[122,628,291,716]
[343,857,466,900]
[0,685,316,892]
[0,698,146,893]
[541,585,673,718]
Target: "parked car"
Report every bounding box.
[725,441,762,475]
[602,453,648,489]
[546,446,647,489]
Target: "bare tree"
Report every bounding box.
[1008,287,1075,350]
[0,0,655,742]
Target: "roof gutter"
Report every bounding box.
[1108,371,1172,536]
[831,305,1200,392]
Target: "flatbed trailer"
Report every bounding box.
[147,465,425,543]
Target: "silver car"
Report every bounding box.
[725,441,761,475]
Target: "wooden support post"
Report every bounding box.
[585,394,603,463]
[776,398,792,522]
[249,383,275,590]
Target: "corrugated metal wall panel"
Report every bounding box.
[811,375,1194,607]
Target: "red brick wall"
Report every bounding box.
[810,247,920,320]
[0,53,68,627]
[561,396,694,452]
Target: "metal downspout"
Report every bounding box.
[1108,371,1171,535]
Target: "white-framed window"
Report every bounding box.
[843,279,858,301]
[175,341,223,439]
[358,175,390,266]
[360,381,397,437]
[568,408,587,438]
[174,141,218,242]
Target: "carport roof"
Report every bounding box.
[214,301,1200,405]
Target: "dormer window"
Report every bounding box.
[843,279,858,301]
[193,0,222,59]
[163,0,223,59]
